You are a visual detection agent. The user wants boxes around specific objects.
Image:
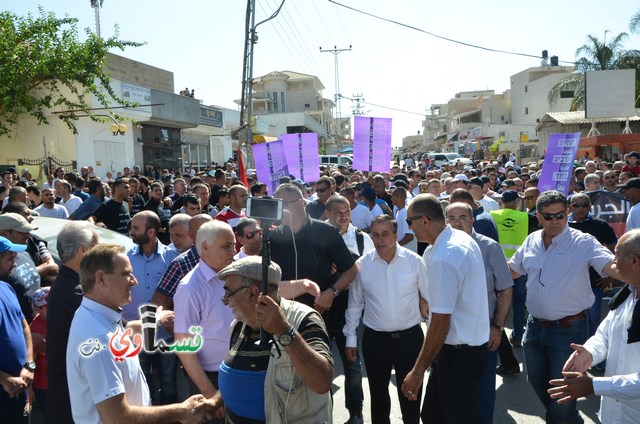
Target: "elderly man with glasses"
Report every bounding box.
[508,190,621,424]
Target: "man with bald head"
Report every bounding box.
[549,229,640,422]
[152,214,214,312]
[124,211,178,404]
[568,192,617,338]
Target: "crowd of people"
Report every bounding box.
[1,149,640,424]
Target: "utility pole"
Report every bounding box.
[319,45,351,124]
[90,0,102,38]
[351,93,366,116]
[238,0,285,168]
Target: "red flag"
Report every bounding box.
[237,146,249,188]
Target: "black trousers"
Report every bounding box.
[362,325,424,424]
[422,343,488,424]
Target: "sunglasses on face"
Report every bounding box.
[540,212,566,221]
[406,215,429,227]
[243,229,263,239]
[316,188,328,193]
[570,203,590,209]
[524,196,537,201]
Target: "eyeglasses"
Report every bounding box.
[446,215,469,223]
[406,215,429,227]
[570,203,590,209]
[604,176,616,180]
[221,286,248,305]
[316,188,328,193]
[243,229,263,239]
[540,212,566,221]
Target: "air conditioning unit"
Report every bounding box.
[499,131,506,137]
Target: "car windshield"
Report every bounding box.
[446,153,462,159]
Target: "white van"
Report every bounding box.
[319,155,353,167]
[427,152,473,168]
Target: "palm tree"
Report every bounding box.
[631,9,640,34]
[549,31,640,110]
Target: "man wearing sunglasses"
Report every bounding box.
[601,170,619,193]
[233,218,262,260]
[567,193,617,340]
[619,177,640,231]
[508,190,620,424]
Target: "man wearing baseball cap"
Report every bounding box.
[197,256,333,423]
[0,236,35,423]
[0,213,44,321]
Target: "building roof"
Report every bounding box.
[253,70,326,90]
[536,110,640,131]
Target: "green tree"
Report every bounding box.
[548,31,640,110]
[0,8,142,137]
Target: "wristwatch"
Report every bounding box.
[331,285,340,298]
[277,327,296,347]
[491,322,504,331]
[23,361,36,372]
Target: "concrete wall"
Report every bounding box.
[105,53,174,93]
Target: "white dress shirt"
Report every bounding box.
[584,285,640,423]
[423,226,489,346]
[344,246,427,348]
[479,195,500,212]
[627,203,640,231]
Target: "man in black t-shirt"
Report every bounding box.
[568,192,617,337]
[144,181,171,244]
[89,178,131,235]
[128,177,146,216]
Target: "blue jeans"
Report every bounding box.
[512,275,527,341]
[587,285,603,338]
[477,349,498,424]
[523,314,587,424]
[139,351,177,405]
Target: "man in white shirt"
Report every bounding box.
[402,194,490,423]
[344,215,427,424]
[66,244,209,423]
[57,180,83,216]
[549,229,640,423]
[619,177,640,231]
[233,218,262,261]
[469,177,499,212]
[392,187,416,252]
[34,188,68,219]
[341,187,374,232]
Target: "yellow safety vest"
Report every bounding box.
[490,208,529,259]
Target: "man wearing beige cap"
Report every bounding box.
[196,256,333,423]
[0,213,44,321]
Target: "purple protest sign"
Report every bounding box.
[280,133,319,183]
[538,132,581,195]
[252,140,289,195]
[352,116,392,172]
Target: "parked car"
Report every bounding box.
[31,216,134,264]
[319,155,353,167]
[427,152,473,168]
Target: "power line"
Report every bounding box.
[328,0,576,65]
[338,94,425,116]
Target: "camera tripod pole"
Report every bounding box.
[259,223,274,347]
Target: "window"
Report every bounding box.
[305,103,310,109]
[524,85,528,93]
[281,92,286,113]
[525,107,529,115]
[272,91,278,114]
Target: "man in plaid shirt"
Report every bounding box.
[152,214,213,310]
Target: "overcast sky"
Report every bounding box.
[8,1,640,146]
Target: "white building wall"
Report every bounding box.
[510,66,573,125]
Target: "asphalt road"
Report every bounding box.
[330,329,601,424]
